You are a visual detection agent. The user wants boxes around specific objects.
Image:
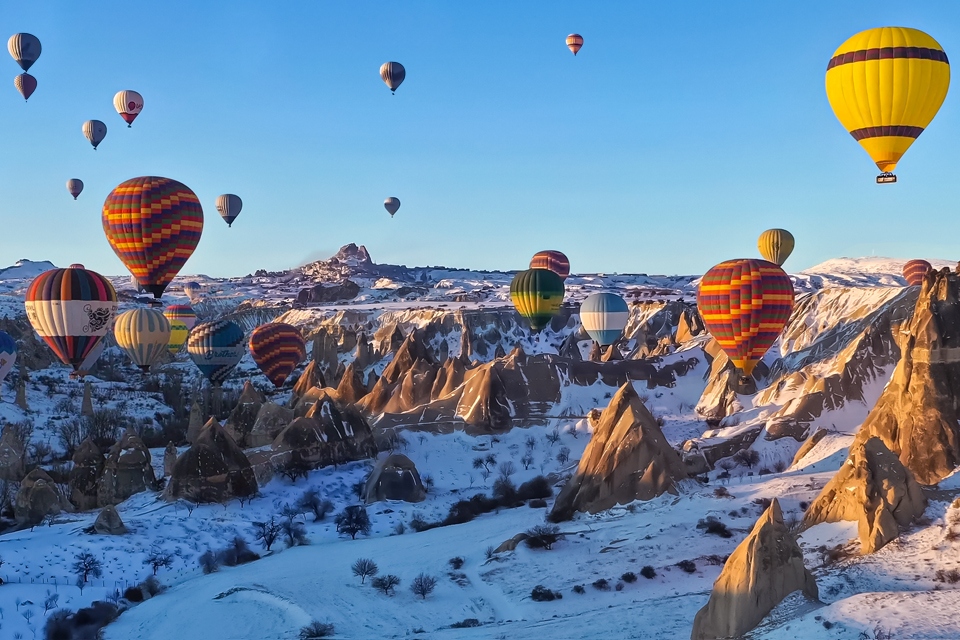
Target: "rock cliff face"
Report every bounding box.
[272,393,377,469]
[691,499,818,640]
[224,381,265,447]
[549,382,686,521]
[69,438,103,511]
[166,418,258,503]
[363,454,426,503]
[97,428,155,507]
[804,437,926,553]
[16,468,65,526]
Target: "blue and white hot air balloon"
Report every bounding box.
[580,293,629,346]
[187,320,244,385]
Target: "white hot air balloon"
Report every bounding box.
[216,194,242,227]
[82,120,107,150]
[113,90,143,127]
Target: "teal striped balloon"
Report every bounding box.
[580,293,629,346]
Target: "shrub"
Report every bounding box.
[640,566,656,579]
[297,489,333,522]
[449,557,464,570]
[199,549,220,574]
[299,621,335,639]
[773,459,787,473]
[411,573,438,599]
[141,575,165,597]
[525,524,561,550]
[335,506,371,540]
[621,572,637,583]
[935,568,960,584]
[352,558,378,584]
[697,517,732,538]
[592,578,610,591]
[572,584,586,594]
[493,476,519,506]
[372,574,401,596]
[531,585,562,601]
[713,487,730,498]
[733,449,760,468]
[484,545,495,560]
[676,560,696,574]
[529,498,548,508]
[410,512,435,531]
[518,476,553,501]
[123,586,144,603]
[615,582,624,591]
[451,618,481,629]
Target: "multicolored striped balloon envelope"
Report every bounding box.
[187,320,244,385]
[102,177,204,299]
[580,293,630,346]
[0,331,17,386]
[696,259,794,378]
[24,267,118,371]
[510,268,565,332]
[249,322,306,387]
[529,250,570,280]
[114,308,171,372]
[167,320,189,355]
[164,304,197,330]
[903,259,932,286]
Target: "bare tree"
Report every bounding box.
[72,551,103,583]
[252,517,282,551]
[410,573,437,599]
[144,548,174,575]
[335,506,371,540]
[43,590,59,615]
[351,558,378,584]
[520,454,534,470]
[556,446,571,465]
[497,461,516,479]
[297,488,334,522]
[545,427,561,446]
[372,574,400,596]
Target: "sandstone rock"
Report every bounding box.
[290,360,327,409]
[69,438,104,511]
[587,342,601,362]
[295,279,361,305]
[249,402,295,448]
[273,395,377,469]
[675,306,705,343]
[431,357,467,400]
[97,428,156,507]
[0,425,26,481]
[14,378,27,410]
[15,468,64,526]
[381,331,434,386]
[186,397,205,444]
[81,381,94,417]
[691,499,818,640]
[224,381,265,447]
[384,359,438,414]
[336,363,367,404]
[550,382,686,521]
[792,426,828,467]
[363,454,426,503]
[600,342,622,362]
[353,333,375,369]
[804,437,926,554]
[494,532,529,553]
[166,418,258,503]
[93,505,127,535]
[163,442,178,477]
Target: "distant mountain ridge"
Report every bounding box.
[0,259,57,280]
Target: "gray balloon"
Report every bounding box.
[82,120,107,150]
[384,197,400,217]
[380,62,405,93]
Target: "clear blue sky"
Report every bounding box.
[3,1,959,278]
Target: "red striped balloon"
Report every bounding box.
[529,250,570,280]
[903,259,932,287]
[696,259,794,377]
[249,323,306,387]
[164,304,197,330]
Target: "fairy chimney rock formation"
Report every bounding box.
[224,381,265,447]
[15,468,65,526]
[289,359,326,408]
[550,382,687,521]
[166,418,258,503]
[691,499,818,640]
[93,505,128,535]
[81,380,95,417]
[363,454,426,503]
[854,268,960,484]
[69,438,104,511]
[97,428,155,507]
[163,442,178,477]
[249,401,295,448]
[186,397,205,444]
[803,437,926,554]
[336,362,367,404]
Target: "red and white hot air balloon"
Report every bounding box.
[113,90,143,127]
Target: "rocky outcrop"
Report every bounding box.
[249,402,295,448]
[363,454,426,503]
[676,306,705,343]
[381,331,434,386]
[550,382,687,521]
[0,425,26,481]
[223,381,265,447]
[289,360,327,408]
[69,438,104,511]
[494,532,529,553]
[853,270,960,484]
[804,437,926,553]
[273,394,377,469]
[186,398,205,444]
[93,505,127,535]
[15,468,64,526]
[166,418,258,503]
[295,279,361,305]
[81,381,94,417]
[335,363,367,404]
[97,428,156,507]
[691,499,818,640]
[163,442,178,477]
[431,357,468,400]
[792,427,828,467]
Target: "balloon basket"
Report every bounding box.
[876,173,897,184]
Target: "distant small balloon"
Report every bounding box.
[384,197,400,217]
[566,34,583,55]
[66,179,83,200]
[380,62,405,93]
[82,120,107,150]
[8,33,41,72]
[113,90,143,127]
[216,194,242,227]
[14,73,35,101]
[184,281,202,302]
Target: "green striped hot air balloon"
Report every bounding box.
[510,268,565,332]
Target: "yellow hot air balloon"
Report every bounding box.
[757,229,795,266]
[825,27,950,183]
[114,308,171,372]
[167,319,189,355]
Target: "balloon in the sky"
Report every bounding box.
[566,34,583,55]
[826,27,950,183]
[903,259,932,286]
[249,322,306,387]
[183,281,203,302]
[113,308,171,372]
[167,320,189,355]
[0,331,17,386]
[529,250,570,280]
[14,73,35,101]
[580,293,629,346]
[510,268,565,332]
[113,90,143,127]
[8,34,41,72]
[697,259,794,378]
[216,194,242,227]
[82,120,107,150]
[102,176,204,299]
[384,197,400,217]
[24,267,118,371]
[164,304,197,330]
[66,179,84,200]
[187,320,244,385]
[757,229,795,266]
[380,62,405,93]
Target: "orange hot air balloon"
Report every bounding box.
[566,34,583,55]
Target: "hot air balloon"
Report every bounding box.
[113,90,143,127]
[8,34,40,72]
[114,308,171,372]
[380,62,405,94]
[826,27,950,184]
[167,320,189,355]
[384,197,400,217]
[68,264,85,269]
[66,179,83,200]
[566,34,583,55]
[510,268,565,332]
[102,177,203,298]
[82,120,107,150]
[249,322,306,387]
[757,229,795,266]
[216,194,242,227]
[529,250,570,280]
[14,73,35,101]
[0,331,17,386]
[183,281,202,302]
[187,320,244,385]
[24,267,118,371]
[903,259,932,286]
[164,304,197,330]
[697,259,794,380]
[580,293,629,346]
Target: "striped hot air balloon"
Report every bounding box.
[529,250,570,280]
[566,34,583,55]
[696,259,794,378]
[183,281,202,302]
[114,308,171,372]
[163,304,197,330]
[24,267,118,371]
[0,331,17,386]
[380,61,405,93]
[757,229,795,266]
[66,179,83,200]
[14,73,36,101]
[216,194,242,227]
[82,120,107,150]
[167,320,189,355]
[102,177,204,299]
[113,90,143,127]
[580,293,630,346]
[249,323,306,387]
[187,320,244,385]
[903,259,932,286]
[8,33,41,72]
[510,268,565,332]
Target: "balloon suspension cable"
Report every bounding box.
[876,172,897,184]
